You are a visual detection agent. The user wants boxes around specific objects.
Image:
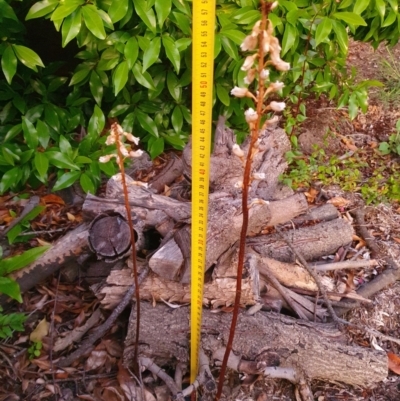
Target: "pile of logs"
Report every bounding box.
[9,119,389,392]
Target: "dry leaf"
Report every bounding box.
[393,237,400,244]
[36,238,52,246]
[388,352,400,375]
[304,187,319,203]
[30,318,49,342]
[41,194,65,205]
[327,197,350,208]
[67,212,75,221]
[85,350,108,371]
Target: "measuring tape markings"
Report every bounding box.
[190,0,216,384]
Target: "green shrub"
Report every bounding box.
[0,0,397,193]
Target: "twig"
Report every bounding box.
[312,259,378,272]
[275,226,340,324]
[0,195,40,239]
[57,266,148,368]
[351,208,380,258]
[49,271,61,401]
[262,262,310,320]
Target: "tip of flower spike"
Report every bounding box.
[244,108,258,123]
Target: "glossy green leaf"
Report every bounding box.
[1,46,17,85]
[44,104,60,132]
[108,0,128,23]
[133,0,157,33]
[0,167,21,194]
[61,8,82,47]
[375,0,386,22]
[162,35,180,73]
[171,106,183,133]
[216,83,230,106]
[69,66,91,86]
[45,151,80,170]
[220,30,246,45]
[148,137,164,159]
[87,105,105,139]
[382,10,397,28]
[108,104,130,117]
[315,18,332,46]
[52,171,81,191]
[132,63,155,90]
[136,110,158,137]
[113,60,129,95]
[166,70,181,102]
[89,70,103,105]
[4,124,22,143]
[51,0,83,21]
[12,45,44,71]
[0,278,22,303]
[220,36,239,60]
[26,0,59,20]
[332,12,367,26]
[171,12,191,35]
[353,0,370,15]
[34,152,49,178]
[124,37,139,69]
[281,23,297,55]
[82,4,106,39]
[332,20,348,54]
[155,0,171,28]
[80,173,96,194]
[36,120,50,149]
[143,37,161,72]
[22,117,38,149]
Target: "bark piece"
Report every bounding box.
[149,154,184,193]
[124,303,388,388]
[149,238,183,280]
[248,218,353,263]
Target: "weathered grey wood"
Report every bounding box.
[8,223,90,293]
[248,218,353,263]
[149,153,183,193]
[124,303,387,387]
[149,238,183,280]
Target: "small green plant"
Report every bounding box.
[27,341,43,360]
[377,47,400,107]
[282,144,400,205]
[379,119,400,156]
[0,306,26,339]
[0,245,49,302]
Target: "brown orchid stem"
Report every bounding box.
[114,125,141,376]
[215,1,271,399]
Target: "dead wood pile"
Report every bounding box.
[8,119,391,394]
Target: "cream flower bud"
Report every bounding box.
[260,69,269,80]
[270,81,284,91]
[275,60,291,71]
[106,135,116,145]
[252,21,262,36]
[269,101,286,112]
[130,149,144,158]
[99,154,113,163]
[241,54,257,71]
[240,35,258,51]
[232,144,245,158]
[271,1,278,9]
[244,108,258,123]
[115,124,124,135]
[124,132,140,145]
[244,69,256,85]
[231,86,249,98]
[119,145,129,157]
[252,173,266,180]
[234,181,243,189]
[262,31,270,53]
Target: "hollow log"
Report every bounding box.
[123,302,388,388]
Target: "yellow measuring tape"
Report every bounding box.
[190,0,216,384]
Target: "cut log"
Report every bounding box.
[248,218,353,263]
[123,302,388,388]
